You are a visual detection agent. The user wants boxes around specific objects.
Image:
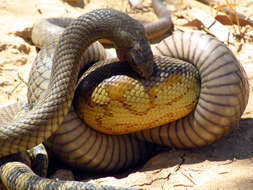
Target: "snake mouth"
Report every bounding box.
[130,58,154,79]
[117,48,154,79]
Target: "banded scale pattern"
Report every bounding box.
[134,32,249,148]
[46,107,154,172]
[0,162,140,190]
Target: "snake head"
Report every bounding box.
[116,37,154,79]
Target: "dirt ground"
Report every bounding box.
[0,0,253,189]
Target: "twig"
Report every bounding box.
[7,72,28,99]
[17,72,28,87]
[8,81,22,99]
[181,172,196,185]
[173,184,194,187]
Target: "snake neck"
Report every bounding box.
[42,9,155,135]
[52,9,153,82]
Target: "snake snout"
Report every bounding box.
[127,41,154,79]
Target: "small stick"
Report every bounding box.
[181,172,196,185]
[8,81,22,98]
[17,72,28,87]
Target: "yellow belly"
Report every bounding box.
[75,56,200,135]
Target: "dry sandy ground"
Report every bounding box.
[0,0,253,189]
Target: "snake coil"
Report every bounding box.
[134,31,249,147]
[0,5,249,190]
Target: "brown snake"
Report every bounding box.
[0,1,249,190]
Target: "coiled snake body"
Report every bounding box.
[0,4,249,190]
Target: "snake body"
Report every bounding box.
[0,2,249,190]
